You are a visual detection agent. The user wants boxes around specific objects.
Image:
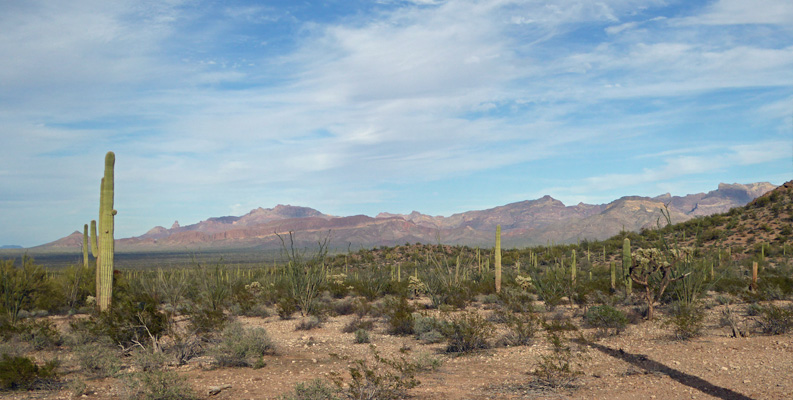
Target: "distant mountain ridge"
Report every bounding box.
[35,182,777,251]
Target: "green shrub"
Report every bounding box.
[383,296,415,336]
[0,354,58,390]
[664,302,705,340]
[74,341,123,378]
[122,369,198,400]
[531,331,583,389]
[279,379,340,400]
[296,316,322,331]
[757,304,793,335]
[1,256,48,324]
[441,312,494,353]
[17,319,62,350]
[342,317,374,334]
[276,298,297,320]
[531,267,567,310]
[354,329,370,344]
[331,347,419,400]
[211,322,276,368]
[497,311,539,347]
[584,305,627,336]
[331,298,357,316]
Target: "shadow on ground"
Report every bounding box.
[584,341,754,400]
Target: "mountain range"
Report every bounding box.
[37,182,776,251]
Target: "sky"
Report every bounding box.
[1,0,792,247]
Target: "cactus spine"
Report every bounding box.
[623,238,632,294]
[96,152,116,311]
[495,225,502,293]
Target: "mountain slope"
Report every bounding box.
[35,182,778,251]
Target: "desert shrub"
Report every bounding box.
[52,264,94,312]
[664,302,705,340]
[411,351,443,372]
[296,316,322,331]
[354,329,370,344]
[531,267,567,310]
[73,341,122,378]
[497,287,536,314]
[382,296,415,336]
[531,330,584,389]
[497,311,539,347]
[1,256,48,324]
[441,312,494,354]
[342,317,374,334]
[331,347,419,400]
[0,354,58,391]
[69,292,168,349]
[210,322,276,368]
[279,379,340,400]
[129,349,168,372]
[331,297,357,316]
[277,297,298,320]
[757,304,793,335]
[17,319,62,350]
[351,270,391,301]
[412,313,444,343]
[423,266,471,309]
[584,305,627,336]
[121,369,198,400]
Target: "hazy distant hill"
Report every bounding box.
[34,182,777,251]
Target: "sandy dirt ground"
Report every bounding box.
[2,299,792,400]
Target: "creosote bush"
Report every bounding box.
[279,379,340,400]
[383,296,415,336]
[441,311,494,353]
[121,369,198,400]
[584,305,627,336]
[664,302,705,340]
[756,304,793,335]
[331,347,419,400]
[211,322,276,368]
[0,354,58,390]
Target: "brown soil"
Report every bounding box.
[3,299,792,400]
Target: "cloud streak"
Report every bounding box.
[0,0,791,246]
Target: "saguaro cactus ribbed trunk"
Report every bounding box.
[623,238,632,294]
[495,225,502,293]
[571,249,577,283]
[82,224,89,268]
[96,152,116,311]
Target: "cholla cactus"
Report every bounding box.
[408,275,427,296]
[515,275,533,291]
[630,247,690,320]
[245,281,263,296]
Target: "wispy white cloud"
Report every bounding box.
[681,0,793,25]
[0,0,791,246]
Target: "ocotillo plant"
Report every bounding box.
[622,238,632,294]
[95,152,116,311]
[495,225,502,293]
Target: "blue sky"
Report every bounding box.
[1,0,791,247]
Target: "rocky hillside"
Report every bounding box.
[34,182,777,251]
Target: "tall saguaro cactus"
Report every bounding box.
[623,238,632,295]
[495,225,502,293]
[82,224,89,268]
[571,249,577,283]
[95,152,117,311]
